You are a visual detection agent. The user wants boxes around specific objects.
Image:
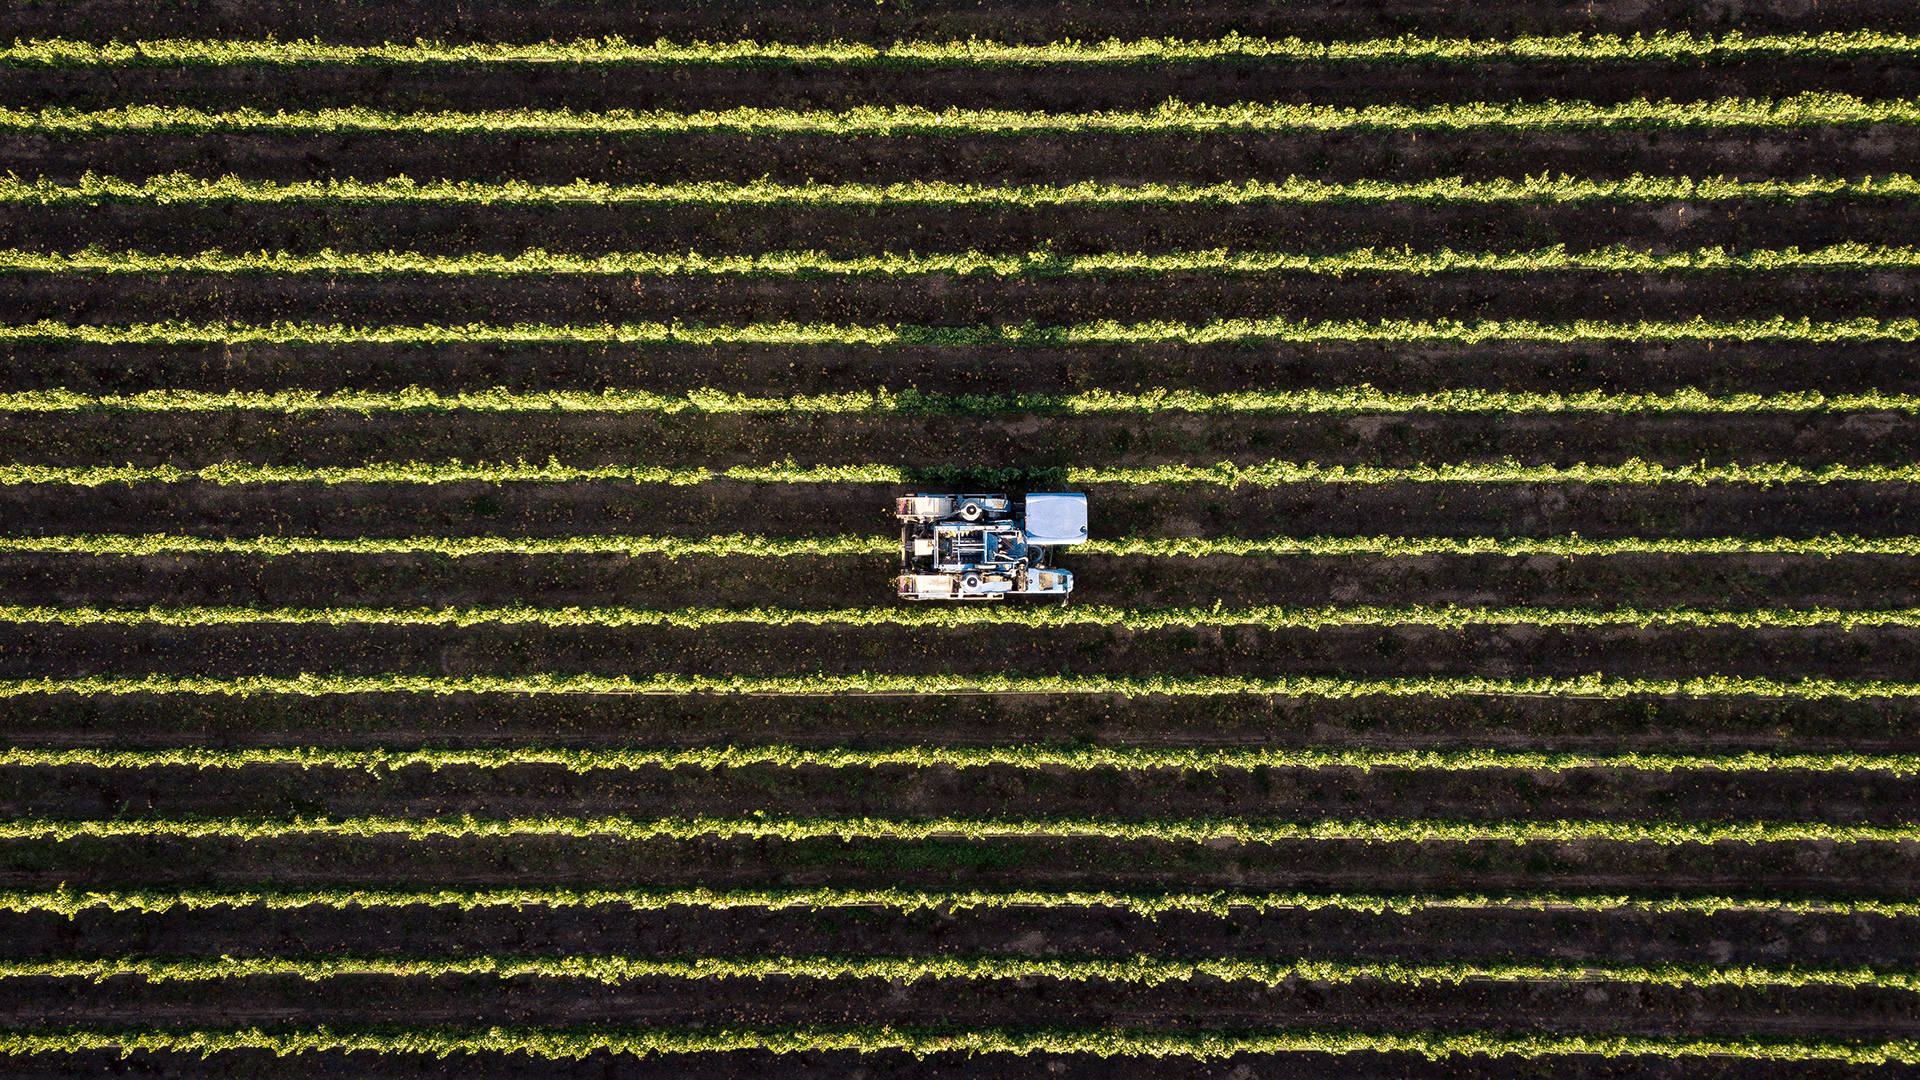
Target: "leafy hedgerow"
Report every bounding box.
[5,30,1917,66]
[3,532,1912,558]
[8,952,1918,991]
[3,96,1915,135]
[8,743,1920,776]
[5,243,1916,277]
[4,459,1916,488]
[0,532,895,557]
[3,386,1915,416]
[1,672,1918,700]
[0,813,1911,845]
[7,884,1918,919]
[4,1024,1920,1063]
[6,602,1914,631]
[1,315,1915,348]
[5,172,1914,207]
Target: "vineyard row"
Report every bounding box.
[10,885,1916,919]
[6,532,1911,558]
[10,172,1911,207]
[6,95,1912,134]
[7,243,1914,277]
[9,387,1910,416]
[6,459,1916,488]
[4,673,1914,700]
[9,952,1918,992]
[2,1024,1918,1063]
[2,813,1916,844]
[8,30,1917,67]
[10,744,1920,777]
[5,315,1914,347]
[9,602,1914,631]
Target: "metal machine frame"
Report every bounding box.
[894,493,1088,601]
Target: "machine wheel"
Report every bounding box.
[959,501,985,521]
[961,572,983,590]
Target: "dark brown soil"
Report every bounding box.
[9,58,1917,113]
[4,552,1914,610]
[5,198,1911,260]
[3,833,1915,896]
[3,693,1917,753]
[8,411,1920,472]
[7,620,1920,682]
[7,268,1915,327]
[12,128,1917,185]
[11,903,1920,970]
[2,480,1911,542]
[4,746,1918,823]
[16,0,1920,44]
[10,339,1920,398]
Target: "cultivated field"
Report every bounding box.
[2,0,1920,1076]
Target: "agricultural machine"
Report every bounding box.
[894,492,1088,601]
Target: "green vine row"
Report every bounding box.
[2,315,1916,347]
[6,172,1914,208]
[2,672,1916,700]
[6,31,1917,67]
[3,386,1914,415]
[0,813,1910,845]
[4,1024,1920,1062]
[8,884,1918,919]
[5,243,1914,277]
[4,95,1915,135]
[4,458,1914,488]
[6,601,1913,631]
[9,744,1917,776]
[11,952,1918,991]
[3,532,1911,558]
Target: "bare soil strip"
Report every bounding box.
[6,340,1915,399]
[5,269,1913,327]
[0,977,1916,1039]
[4,552,1913,610]
[7,128,1912,185]
[9,0,1917,45]
[3,59,1911,113]
[6,412,1916,472]
[5,619,1917,684]
[0,480,1907,542]
[5,199,1915,261]
[0,751,1911,824]
[5,904,1912,970]
[4,834,1916,896]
